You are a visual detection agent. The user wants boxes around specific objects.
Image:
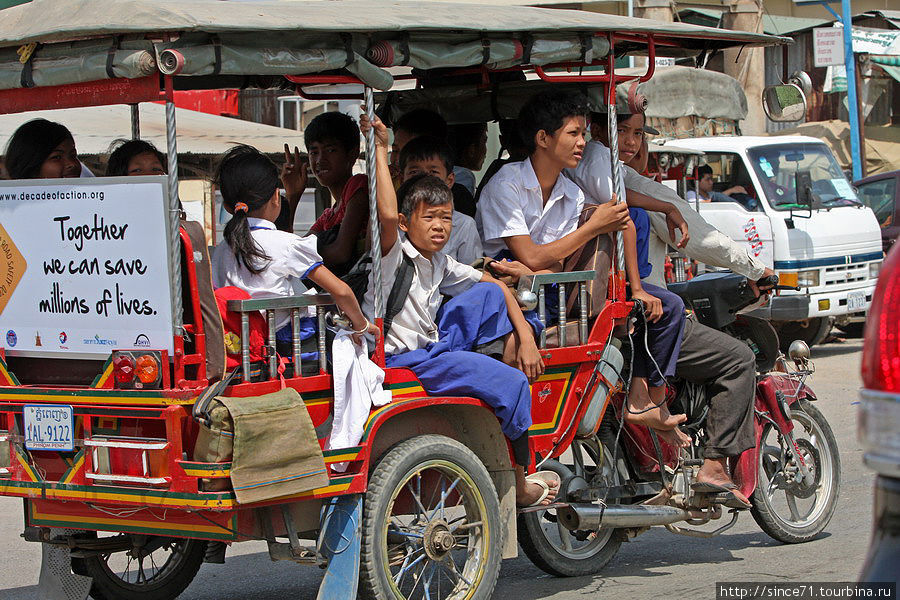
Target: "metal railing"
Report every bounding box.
[226,294,335,381]
[516,270,595,348]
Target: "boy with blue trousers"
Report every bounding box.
[359,110,560,507]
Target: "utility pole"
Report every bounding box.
[721,0,766,135]
[633,0,674,22]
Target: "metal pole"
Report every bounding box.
[608,105,626,285]
[164,77,184,337]
[130,104,140,140]
[363,88,384,323]
[842,0,862,181]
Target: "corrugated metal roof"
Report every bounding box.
[678,8,830,36]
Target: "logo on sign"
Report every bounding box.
[58,331,67,344]
[134,334,151,347]
[83,334,117,346]
[5,330,16,347]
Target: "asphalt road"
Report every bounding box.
[0,337,875,600]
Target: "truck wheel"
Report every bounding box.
[360,434,503,600]
[834,322,864,338]
[72,536,205,600]
[776,317,832,352]
[751,400,841,543]
[518,439,622,577]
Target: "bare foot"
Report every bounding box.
[653,426,691,448]
[515,469,560,507]
[625,379,686,431]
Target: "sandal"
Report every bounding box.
[518,471,561,507]
[691,481,752,510]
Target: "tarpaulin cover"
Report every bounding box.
[770,120,900,176]
[622,65,748,121]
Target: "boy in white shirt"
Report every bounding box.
[360,110,559,507]
[398,135,482,265]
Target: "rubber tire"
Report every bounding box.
[359,434,503,600]
[74,538,205,600]
[517,449,622,577]
[750,400,841,544]
[775,317,832,352]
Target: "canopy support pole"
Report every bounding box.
[130,104,140,140]
[363,87,385,365]
[607,34,626,303]
[164,75,184,337]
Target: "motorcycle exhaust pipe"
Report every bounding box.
[557,504,697,531]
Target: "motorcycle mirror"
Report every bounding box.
[795,170,815,208]
[788,339,811,364]
[762,82,807,122]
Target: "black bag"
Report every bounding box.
[338,251,414,339]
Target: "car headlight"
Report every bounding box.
[797,269,819,287]
[869,261,882,279]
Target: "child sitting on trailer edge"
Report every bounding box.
[359,109,560,507]
[210,145,379,357]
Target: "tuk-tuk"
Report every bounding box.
[0,2,791,599]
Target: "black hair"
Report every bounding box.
[398,136,454,175]
[697,164,713,178]
[215,145,279,274]
[518,90,590,154]
[397,173,453,219]
[105,139,166,176]
[303,111,361,157]
[448,122,487,157]
[393,108,448,140]
[4,119,74,179]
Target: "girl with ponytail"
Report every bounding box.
[211,145,378,345]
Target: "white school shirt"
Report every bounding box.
[363,237,482,355]
[211,217,322,329]
[443,210,483,266]
[476,158,584,257]
[565,140,625,206]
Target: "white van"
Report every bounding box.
[665,135,883,345]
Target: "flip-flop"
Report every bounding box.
[519,471,561,508]
[691,481,752,509]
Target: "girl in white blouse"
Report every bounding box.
[211,145,378,345]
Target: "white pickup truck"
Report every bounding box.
[666,135,883,345]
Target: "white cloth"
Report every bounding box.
[621,165,767,287]
[477,158,584,257]
[211,217,322,329]
[79,162,95,177]
[327,330,392,471]
[362,237,481,355]
[453,166,477,196]
[565,140,621,206]
[443,210,483,265]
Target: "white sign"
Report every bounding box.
[814,28,845,68]
[0,176,175,359]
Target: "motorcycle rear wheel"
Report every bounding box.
[518,439,622,577]
[751,399,840,543]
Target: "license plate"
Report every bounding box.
[847,291,867,312]
[24,405,74,451]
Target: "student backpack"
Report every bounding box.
[340,251,414,338]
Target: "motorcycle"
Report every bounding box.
[516,273,841,576]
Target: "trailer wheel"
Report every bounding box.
[360,434,503,600]
[72,535,205,600]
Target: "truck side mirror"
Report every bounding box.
[762,71,812,123]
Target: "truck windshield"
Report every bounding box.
[747,143,859,210]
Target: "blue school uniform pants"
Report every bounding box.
[385,283,534,464]
[629,282,686,388]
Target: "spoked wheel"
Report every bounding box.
[751,399,841,543]
[72,534,205,600]
[360,434,503,600]
[517,437,622,577]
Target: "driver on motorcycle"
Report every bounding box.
[620,122,776,509]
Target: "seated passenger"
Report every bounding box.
[305,112,369,276]
[4,119,80,179]
[447,122,489,197]
[399,136,483,265]
[476,89,628,274]
[475,118,528,203]
[685,165,747,203]
[105,139,166,176]
[391,108,477,217]
[211,145,377,351]
[568,109,690,446]
[360,110,559,507]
